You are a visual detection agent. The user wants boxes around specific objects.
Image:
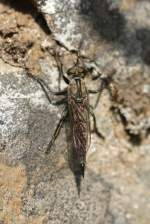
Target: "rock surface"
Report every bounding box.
[0,1,150,224]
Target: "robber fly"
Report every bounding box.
[28,52,114,177]
[65,65,91,177]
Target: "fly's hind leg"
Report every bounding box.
[45,108,68,154]
[27,72,68,154]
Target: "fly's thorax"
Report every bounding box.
[68,78,88,102]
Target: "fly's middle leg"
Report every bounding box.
[89,108,105,140]
[88,68,116,108]
[28,72,67,105]
[45,108,68,154]
[88,79,106,108]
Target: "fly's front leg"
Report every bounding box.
[53,51,70,87]
[89,108,105,140]
[107,82,119,102]
[45,108,68,154]
[53,51,64,90]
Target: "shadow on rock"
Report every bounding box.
[80,0,150,67]
[0,0,51,35]
[80,0,126,41]
[136,28,150,65]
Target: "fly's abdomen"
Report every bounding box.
[72,104,88,160]
[68,79,90,169]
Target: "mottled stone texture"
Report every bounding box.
[0,1,150,224]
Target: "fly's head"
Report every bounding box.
[67,56,88,80]
[67,56,89,101]
[67,66,86,79]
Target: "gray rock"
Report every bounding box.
[0,1,150,223]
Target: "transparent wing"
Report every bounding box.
[69,98,90,160]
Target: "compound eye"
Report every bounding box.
[78,67,84,73]
[67,67,75,75]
